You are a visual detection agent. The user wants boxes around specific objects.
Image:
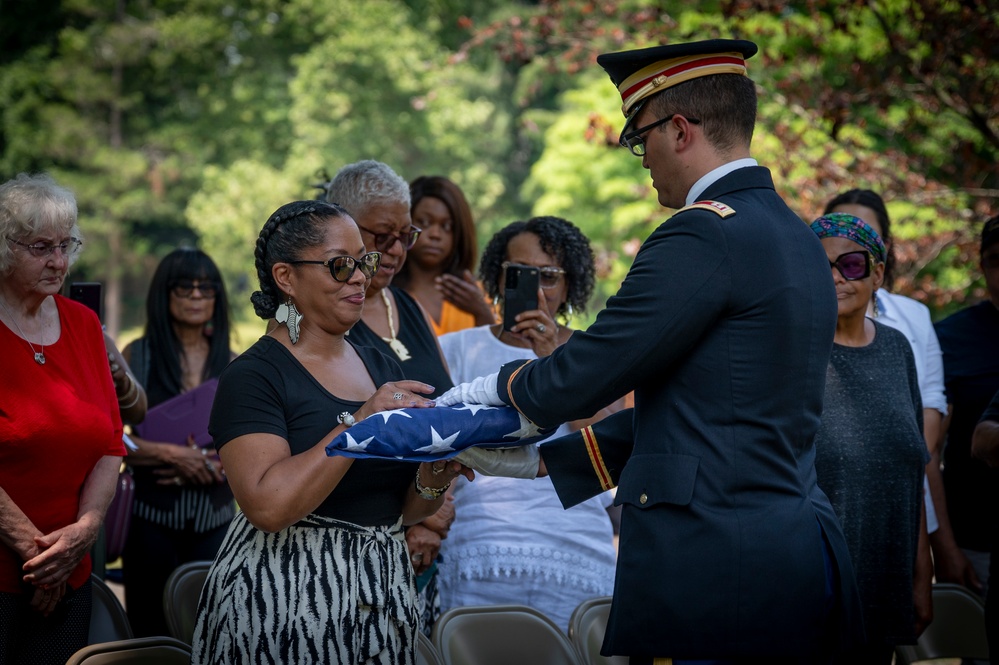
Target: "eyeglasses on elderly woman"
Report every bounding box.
[355,224,422,252]
[829,250,872,281]
[6,236,82,258]
[290,251,382,282]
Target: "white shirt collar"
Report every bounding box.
[686,158,758,206]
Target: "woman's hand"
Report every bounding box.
[421,494,456,539]
[28,581,67,617]
[22,515,101,588]
[406,524,442,575]
[352,380,437,422]
[155,438,224,486]
[508,286,560,357]
[107,350,129,393]
[438,271,496,326]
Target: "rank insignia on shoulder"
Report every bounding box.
[675,200,736,218]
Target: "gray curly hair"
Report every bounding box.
[0,173,82,274]
[324,160,410,218]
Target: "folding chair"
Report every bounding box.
[895,582,989,664]
[66,636,192,664]
[432,604,583,665]
[88,574,133,644]
[162,560,212,645]
[568,596,629,665]
[417,630,445,665]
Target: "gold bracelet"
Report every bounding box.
[414,468,450,500]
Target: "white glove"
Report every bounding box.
[455,445,540,479]
[436,372,501,407]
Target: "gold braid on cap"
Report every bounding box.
[618,52,748,116]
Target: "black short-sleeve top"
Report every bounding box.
[209,335,415,526]
[347,286,454,399]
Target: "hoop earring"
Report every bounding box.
[275,298,303,344]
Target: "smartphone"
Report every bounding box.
[70,282,104,323]
[502,264,540,332]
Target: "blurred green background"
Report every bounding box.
[2,0,996,350]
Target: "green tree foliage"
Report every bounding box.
[462,0,998,317]
[1,0,994,338]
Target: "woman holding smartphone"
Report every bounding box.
[436,216,622,631]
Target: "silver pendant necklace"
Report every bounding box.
[379,289,411,361]
[0,297,46,365]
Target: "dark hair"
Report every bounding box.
[249,200,353,319]
[648,74,757,154]
[479,216,596,318]
[824,189,896,290]
[397,175,477,286]
[145,248,231,396]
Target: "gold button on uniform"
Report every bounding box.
[639,493,648,505]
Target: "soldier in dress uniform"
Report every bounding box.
[439,38,864,664]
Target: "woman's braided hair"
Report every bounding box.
[250,200,352,319]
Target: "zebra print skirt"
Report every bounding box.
[191,512,419,664]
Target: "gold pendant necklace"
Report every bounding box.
[0,297,46,365]
[380,289,411,361]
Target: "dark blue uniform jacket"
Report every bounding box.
[496,166,864,659]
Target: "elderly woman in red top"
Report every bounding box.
[0,173,125,664]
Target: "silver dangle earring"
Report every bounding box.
[872,292,880,318]
[566,302,574,317]
[275,297,304,344]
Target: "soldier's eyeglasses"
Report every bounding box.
[620,114,701,157]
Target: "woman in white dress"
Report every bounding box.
[437,216,622,631]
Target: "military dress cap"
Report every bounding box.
[597,38,759,120]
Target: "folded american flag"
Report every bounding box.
[324,404,542,462]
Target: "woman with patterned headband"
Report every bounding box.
[809,212,933,664]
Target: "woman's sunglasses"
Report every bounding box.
[170,280,220,299]
[291,252,381,282]
[829,250,872,281]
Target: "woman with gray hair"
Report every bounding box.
[0,173,125,663]
[324,160,457,633]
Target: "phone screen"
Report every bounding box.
[502,264,540,332]
[69,282,103,323]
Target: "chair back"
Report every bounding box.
[162,560,212,645]
[895,583,989,664]
[568,596,629,665]
[88,574,133,644]
[432,604,582,665]
[67,636,192,664]
[417,630,445,665]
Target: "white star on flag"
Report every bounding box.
[415,426,461,454]
[343,432,375,451]
[371,409,413,424]
[325,404,545,462]
[455,403,499,416]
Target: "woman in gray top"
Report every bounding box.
[809,212,933,664]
